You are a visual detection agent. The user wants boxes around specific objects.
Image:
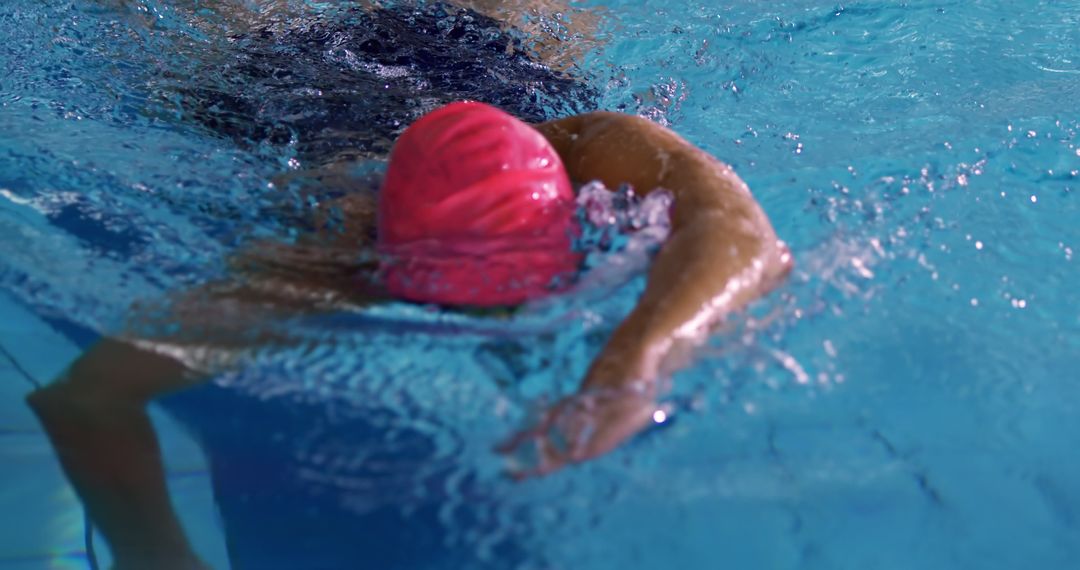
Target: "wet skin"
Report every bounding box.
[27,2,790,563]
[27,110,790,567]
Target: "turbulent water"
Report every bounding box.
[2,0,1078,569]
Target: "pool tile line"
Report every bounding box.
[0,553,72,565]
[865,425,946,508]
[0,343,41,390]
[0,427,39,436]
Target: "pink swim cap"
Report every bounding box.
[377,101,580,307]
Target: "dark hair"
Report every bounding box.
[180,2,597,165]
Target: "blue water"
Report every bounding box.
[2,0,1079,569]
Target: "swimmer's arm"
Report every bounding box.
[26,340,209,569]
[541,112,792,383]
[512,113,791,472]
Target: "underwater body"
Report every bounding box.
[1,0,1078,568]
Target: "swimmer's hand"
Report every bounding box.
[497,386,656,478]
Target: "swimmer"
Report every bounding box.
[28,2,789,568]
[28,101,791,569]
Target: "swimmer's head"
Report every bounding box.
[377,101,580,307]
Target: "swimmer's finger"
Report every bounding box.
[497,433,552,480]
[494,427,536,455]
[498,406,596,479]
[495,395,575,454]
[503,391,659,479]
[497,410,574,479]
[494,406,557,454]
[503,436,573,480]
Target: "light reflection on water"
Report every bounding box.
[1,0,1078,568]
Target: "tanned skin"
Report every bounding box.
[503,113,791,474]
[27,112,790,568]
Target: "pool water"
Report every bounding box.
[2,0,1078,568]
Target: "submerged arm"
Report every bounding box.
[505,113,791,473]
[539,112,792,387]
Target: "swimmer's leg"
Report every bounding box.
[27,220,384,567]
[27,339,209,570]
